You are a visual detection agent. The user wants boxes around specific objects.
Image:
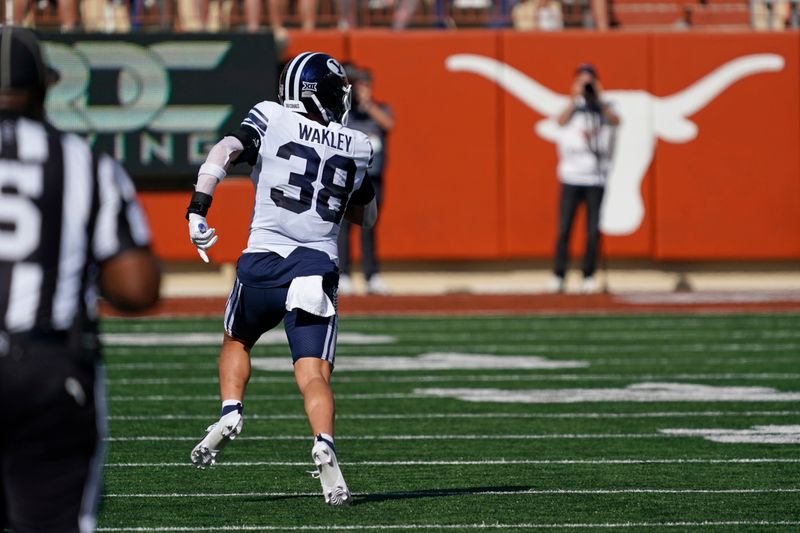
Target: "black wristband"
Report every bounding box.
[186,191,213,220]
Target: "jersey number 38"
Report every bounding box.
[270,141,356,225]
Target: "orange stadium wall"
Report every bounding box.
[141,30,800,263]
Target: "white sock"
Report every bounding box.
[317,432,335,448]
[220,399,242,417]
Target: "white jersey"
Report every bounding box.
[241,101,372,260]
[556,102,617,187]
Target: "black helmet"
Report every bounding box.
[279,52,352,125]
[0,26,47,93]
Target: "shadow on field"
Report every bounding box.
[351,486,533,506]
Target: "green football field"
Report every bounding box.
[97,312,800,532]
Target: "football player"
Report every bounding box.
[185,52,376,506]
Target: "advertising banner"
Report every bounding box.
[43,33,277,185]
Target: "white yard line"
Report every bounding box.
[368,344,800,353]
[109,381,800,403]
[105,373,800,385]
[338,331,800,341]
[415,383,800,403]
[107,410,800,421]
[104,343,800,353]
[104,356,800,371]
[106,363,218,370]
[108,393,416,401]
[251,354,589,372]
[101,331,396,347]
[103,488,800,498]
[100,329,800,345]
[660,425,800,444]
[106,315,796,329]
[599,357,800,365]
[454,330,800,341]
[104,458,800,467]
[104,433,706,442]
[95,520,800,531]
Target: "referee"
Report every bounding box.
[0,27,161,532]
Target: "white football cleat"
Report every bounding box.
[311,437,351,506]
[190,410,243,469]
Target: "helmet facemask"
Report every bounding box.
[338,83,352,126]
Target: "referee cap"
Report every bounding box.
[0,25,49,92]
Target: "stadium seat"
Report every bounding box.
[689,2,751,27]
[611,1,688,27]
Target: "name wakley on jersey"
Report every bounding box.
[298,123,354,154]
[239,100,372,260]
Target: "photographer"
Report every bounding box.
[550,63,620,294]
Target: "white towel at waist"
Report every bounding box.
[285,275,336,317]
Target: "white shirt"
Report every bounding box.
[241,101,373,261]
[556,100,617,187]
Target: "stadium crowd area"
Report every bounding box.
[3,0,798,35]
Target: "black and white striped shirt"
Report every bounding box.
[0,112,150,335]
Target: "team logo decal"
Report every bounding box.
[302,81,318,92]
[327,58,345,77]
[446,54,784,236]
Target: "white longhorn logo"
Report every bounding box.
[446,54,784,235]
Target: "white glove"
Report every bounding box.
[188,213,218,263]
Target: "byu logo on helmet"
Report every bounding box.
[327,58,345,77]
[279,52,352,125]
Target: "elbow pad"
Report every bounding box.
[227,126,261,166]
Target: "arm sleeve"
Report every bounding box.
[194,135,246,195]
[92,154,151,263]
